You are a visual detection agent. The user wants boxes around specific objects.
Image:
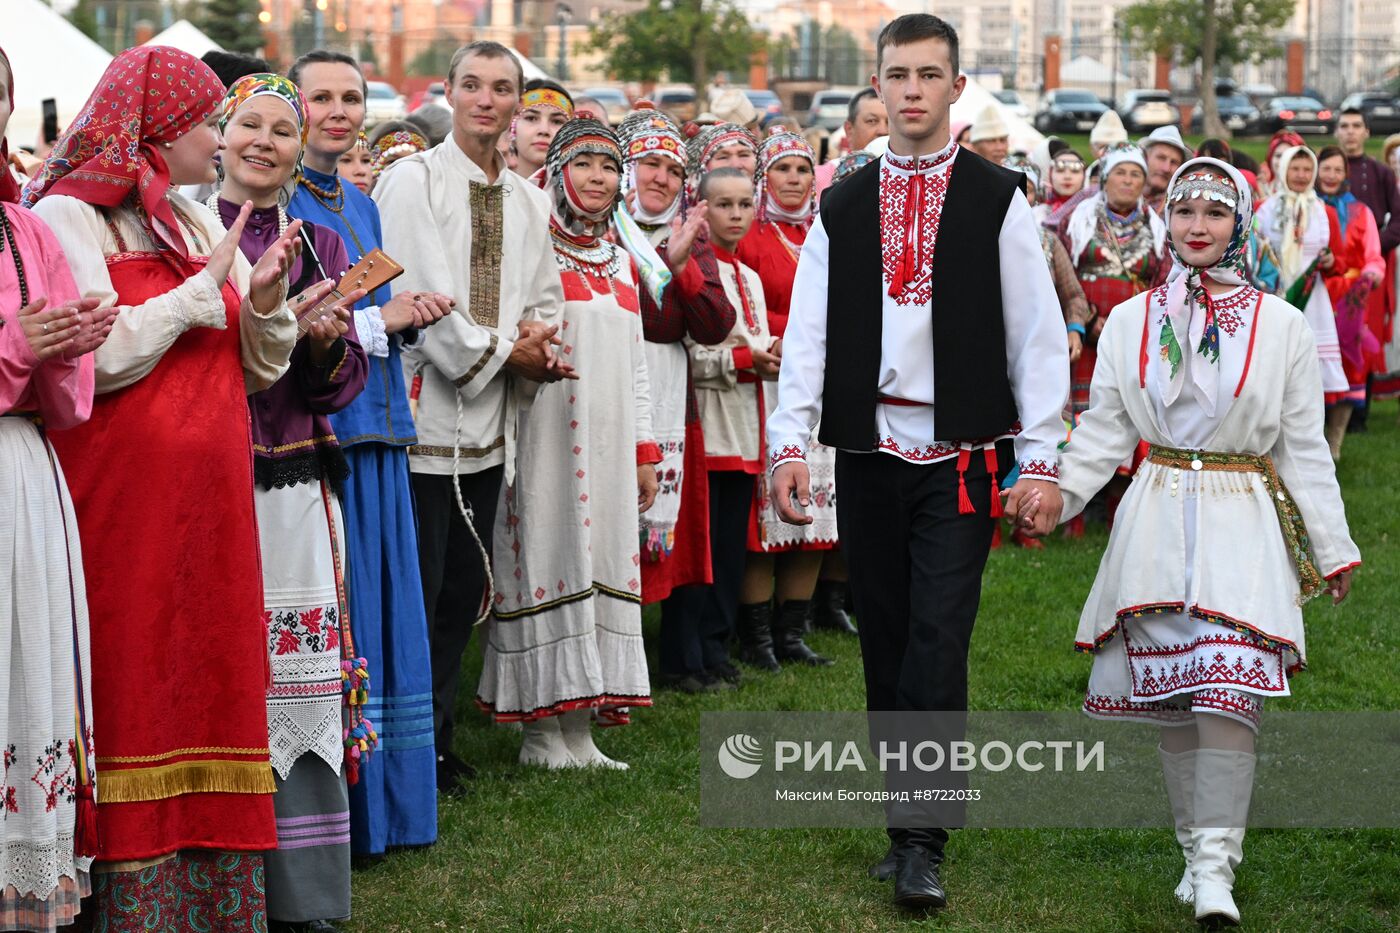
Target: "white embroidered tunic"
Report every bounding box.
[372,142,565,481]
[1059,287,1360,675]
[767,140,1069,480]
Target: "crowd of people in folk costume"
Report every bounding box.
[0,9,1384,927]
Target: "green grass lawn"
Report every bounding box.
[348,413,1400,931]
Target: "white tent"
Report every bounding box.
[954,77,1044,155]
[145,20,224,59]
[512,48,548,83]
[2,0,113,149]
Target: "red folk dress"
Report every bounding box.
[738,220,837,552]
[47,233,277,861]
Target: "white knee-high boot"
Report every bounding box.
[1159,746,1197,904]
[560,709,629,770]
[1190,749,1256,926]
[519,716,578,769]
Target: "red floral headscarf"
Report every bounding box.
[21,46,224,262]
[0,47,21,204]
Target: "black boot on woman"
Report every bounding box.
[810,579,859,635]
[773,600,834,666]
[737,601,781,671]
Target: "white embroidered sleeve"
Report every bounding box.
[31,195,230,394]
[999,191,1069,482]
[766,214,830,472]
[1056,308,1141,521]
[1269,311,1361,577]
[354,306,391,358]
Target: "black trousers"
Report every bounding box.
[659,469,754,675]
[836,449,1000,853]
[412,466,504,756]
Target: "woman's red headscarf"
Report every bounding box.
[21,46,224,262]
[0,47,21,204]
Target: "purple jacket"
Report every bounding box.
[1345,154,1400,255]
[215,199,368,491]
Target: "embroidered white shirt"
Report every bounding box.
[767,141,1069,481]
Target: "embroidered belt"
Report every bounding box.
[1146,444,1325,601]
[877,394,930,407]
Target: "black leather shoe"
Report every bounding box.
[868,842,898,881]
[436,751,475,796]
[711,660,744,684]
[737,602,781,671]
[892,845,947,911]
[696,671,737,692]
[811,580,859,635]
[773,600,834,666]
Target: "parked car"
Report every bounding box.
[993,88,1030,119]
[1261,96,1335,135]
[805,88,858,131]
[1117,89,1179,133]
[578,86,630,127]
[1034,88,1109,134]
[364,80,407,129]
[1339,91,1400,134]
[1189,92,1261,134]
[409,83,447,113]
[742,87,783,122]
[653,85,696,124]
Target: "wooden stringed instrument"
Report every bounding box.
[291,247,404,338]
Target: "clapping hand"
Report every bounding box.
[381,291,455,333]
[17,297,115,361]
[666,204,709,274]
[505,320,578,382]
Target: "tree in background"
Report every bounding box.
[588,0,758,100]
[772,21,865,86]
[199,0,266,56]
[65,0,101,43]
[1121,0,1293,138]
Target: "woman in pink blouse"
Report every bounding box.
[0,45,117,933]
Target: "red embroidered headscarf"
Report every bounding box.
[21,46,224,262]
[0,47,21,204]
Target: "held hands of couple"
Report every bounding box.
[504,319,578,382]
[18,296,116,361]
[1002,478,1064,537]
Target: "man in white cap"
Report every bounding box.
[1139,124,1192,216]
[968,103,1009,163]
[1088,109,1127,158]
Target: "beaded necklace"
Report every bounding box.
[0,206,30,307]
[550,224,623,279]
[206,193,291,239]
[771,222,803,266]
[298,173,368,256]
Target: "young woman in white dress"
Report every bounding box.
[1038,158,1360,927]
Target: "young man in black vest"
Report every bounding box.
[768,14,1069,911]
